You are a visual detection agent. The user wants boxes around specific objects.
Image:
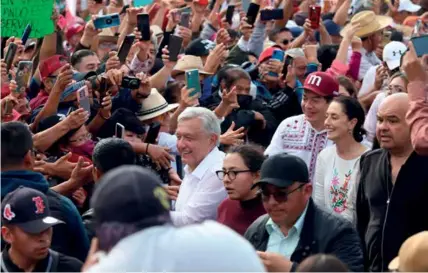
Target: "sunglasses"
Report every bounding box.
[282,39,290,45]
[259,184,305,203]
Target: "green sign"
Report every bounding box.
[1,0,55,38]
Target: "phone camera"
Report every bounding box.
[106,18,113,24]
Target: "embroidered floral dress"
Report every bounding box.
[313,145,369,224]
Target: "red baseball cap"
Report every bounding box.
[66,24,84,40]
[39,55,68,81]
[258,47,275,63]
[303,71,339,97]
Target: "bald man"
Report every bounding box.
[356,93,428,272]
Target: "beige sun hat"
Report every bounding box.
[388,231,428,272]
[340,11,393,38]
[137,88,179,121]
[98,27,118,43]
[171,55,213,77]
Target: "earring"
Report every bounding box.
[348,129,352,135]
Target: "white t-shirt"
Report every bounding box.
[313,145,369,224]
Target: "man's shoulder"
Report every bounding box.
[244,214,269,238]
[311,204,356,235]
[360,148,385,166]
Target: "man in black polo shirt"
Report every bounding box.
[1,187,82,272]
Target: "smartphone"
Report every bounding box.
[77,86,91,113]
[209,0,216,10]
[134,0,153,7]
[382,31,392,47]
[95,0,103,3]
[66,107,74,116]
[269,49,284,77]
[309,5,321,29]
[246,3,260,26]
[260,9,284,21]
[93,13,121,29]
[226,5,235,25]
[180,12,191,28]
[115,123,125,138]
[185,69,201,97]
[121,76,141,89]
[98,77,109,102]
[118,34,135,64]
[145,122,161,144]
[411,35,428,57]
[5,43,18,72]
[148,3,161,21]
[242,0,250,13]
[15,61,33,94]
[137,13,151,41]
[169,35,183,61]
[120,4,130,15]
[21,24,32,45]
[4,100,14,115]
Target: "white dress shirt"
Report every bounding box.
[265,114,333,182]
[171,147,227,226]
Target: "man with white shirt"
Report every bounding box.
[170,107,227,226]
[343,11,392,81]
[265,72,338,182]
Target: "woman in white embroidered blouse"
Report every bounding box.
[313,96,370,224]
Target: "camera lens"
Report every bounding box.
[130,80,137,86]
[106,19,112,24]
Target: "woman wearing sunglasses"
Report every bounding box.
[216,144,266,235]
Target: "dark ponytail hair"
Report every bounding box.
[227,144,265,173]
[333,96,366,143]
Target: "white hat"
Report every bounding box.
[383,41,407,70]
[85,221,266,272]
[398,0,421,12]
[137,89,179,121]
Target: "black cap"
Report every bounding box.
[252,153,309,189]
[185,38,216,57]
[1,187,63,234]
[91,165,171,228]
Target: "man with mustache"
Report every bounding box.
[1,187,82,272]
[357,93,428,272]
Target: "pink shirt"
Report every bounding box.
[406,81,428,156]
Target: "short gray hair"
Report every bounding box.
[178,107,221,146]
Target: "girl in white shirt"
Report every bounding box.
[313,96,369,224]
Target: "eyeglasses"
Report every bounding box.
[216,170,252,180]
[69,133,92,143]
[259,183,305,203]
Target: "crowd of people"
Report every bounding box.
[1,0,428,271]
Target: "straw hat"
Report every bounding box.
[171,55,213,77]
[389,231,428,272]
[98,28,118,43]
[340,11,392,38]
[137,89,179,121]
